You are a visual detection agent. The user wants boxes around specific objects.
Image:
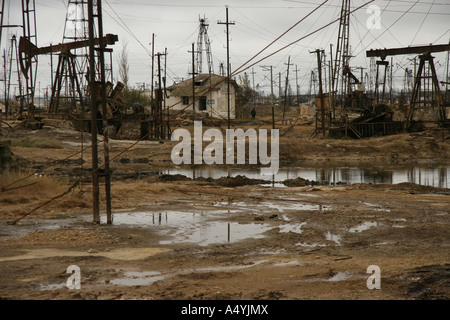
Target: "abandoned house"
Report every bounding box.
[165,74,238,119]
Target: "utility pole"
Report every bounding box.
[188,42,198,112]
[279,72,282,105]
[251,67,256,108]
[261,65,275,128]
[312,49,326,137]
[283,56,292,121]
[87,0,100,223]
[155,51,167,139]
[96,0,112,224]
[218,5,235,129]
[151,33,155,106]
[294,64,300,107]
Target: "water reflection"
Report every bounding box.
[162,165,449,188]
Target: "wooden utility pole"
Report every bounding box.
[251,67,256,108]
[188,42,198,112]
[87,0,100,223]
[312,49,326,137]
[282,56,292,121]
[151,33,155,106]
[294,64,300,107]
[218,5,235,129]
[96,0,112,224]
[155,51,167,139]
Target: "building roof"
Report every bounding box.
[166,73,238,97]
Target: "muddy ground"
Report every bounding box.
[0,117,449,301]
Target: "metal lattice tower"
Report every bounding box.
[17,0,38,120]
[0,0,38,118]
[48,0,91,113]
[196,16,213,75]
[63,0,90,92]
[49,0,113,113]
[331,0,351,105]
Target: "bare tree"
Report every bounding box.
[118,42,129,87]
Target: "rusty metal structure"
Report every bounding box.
[18,33,118,114]
[366,43,450,128]
[0,0,38,125]
[330,0,351,118]
[196,16,213,75]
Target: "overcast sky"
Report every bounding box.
[1,0,450,97]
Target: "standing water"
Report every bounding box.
[162,165,449,188]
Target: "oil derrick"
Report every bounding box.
[331,0,351,113]
[2,34,24,117]
[48,0,89,114]
[1,0,39,123]
[48,0,113,114]
[196,16,213,75]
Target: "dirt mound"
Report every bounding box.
[157,174,192,182]
[282,177,318,187]
[348,182,449,193]
[212,175,267,187]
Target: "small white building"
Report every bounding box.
[166,74,238,119]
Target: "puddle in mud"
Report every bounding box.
[159,221,272,246]
[211,200,329,213]
[348,222,379,233]
[105,210,273,246]
[162,165,449,188]
[109,271,166,286]
[328,271,352,282]
[325,232,342,245]
[278,222,306,234]
[274,260,299,267]
[261,202,330,212]
[108,261,268,287]
[362,202,391,212]
[39,283,66,291]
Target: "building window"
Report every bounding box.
[182,97,189,105]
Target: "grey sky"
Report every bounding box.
[1,0,450,97]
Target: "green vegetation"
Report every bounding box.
[10,136,63,149]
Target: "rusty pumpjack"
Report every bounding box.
[366,43,450,129]
[18,33,118,115]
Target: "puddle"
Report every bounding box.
[278,222,306,234]
[109,271,166,286]
[159,221,272,246]
[39,283,66,291]
[105,210,273,246]
[108,261,268,287]
[295,242,326,248]
[362,202,391,212]
[212,200,329,213]
[328,271,352,282]
[348,222,378,233]
[274,260,299,267]
[104,210,225,226]
[162,165,449,188]
[325,232,342,245]
[261,202,330,212]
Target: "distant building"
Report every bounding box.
[166,74,238,119]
